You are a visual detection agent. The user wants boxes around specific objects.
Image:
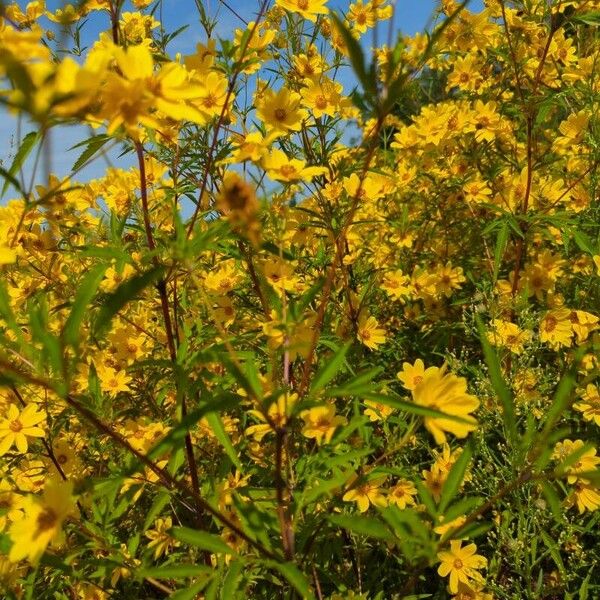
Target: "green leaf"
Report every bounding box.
[138,564,212,579]
[169,578,212,600]
[325,367,383,397]
[170,527,234,555]
[203,411,242,470]
[265,561,314,600]
[221,559,245,598]
[2,130,40,197]
[540,530,566,580]
[493,221,509,281]
[143,491,172,532]
[439,440,473,513]
[62,264,108,348]
[70,134,110,173]
[310,342,351,394]
[328,514,392,540]
[572,229,596,255]
[540,481,563,522]
[476,315,517,447]
[573,11,600,25]
[354,393,476,425]
[94,266,164,335]
[330,13,376,99]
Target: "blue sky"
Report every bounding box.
[0,0,484,191]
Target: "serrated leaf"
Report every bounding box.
[2,130,40,197]
[221,559,244,598]
[70,134,110,173]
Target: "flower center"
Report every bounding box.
[453,558,463,569]
[274,108,287,121]
[36,507,58,534]
[9,419,23,433]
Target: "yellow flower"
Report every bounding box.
[487,319,532,355]
[364,399,394,422]
[0,404,46,456]
[570,482,600,514]
[263,149,327,182]
[300,405,347,444]
[0,480,25,532]
[204,261,241,295]
[301,77,343,118]
[397,359,439,391]
[437,540,487,594]
[97,366,132,397]
[387,479,417,509]
[574,384,600,426]
[381,270,412,301]
[357,315,386,350]
[276,0,329,22]
[145,517,180,559]
[411,367,479,444]
[552,439,600,484]
[246,393,298,441]
[342,475,387,512]
[8,478,77,564]
[0,246,17,265]
[539,309,573,349]
[256,88,308,133]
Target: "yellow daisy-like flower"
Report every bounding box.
[387,479,417,509]
[145,517,180,559]
[397,359,439,391]
[300,405,347,444]
[342,475,387,512]
[276,0,329,22]
[411,367,479,445]
[357,315,386,350]
[437,540,487,594]
[255,87,308,134]
[8,478,77,564]
[574,384,600,427]
[0,404,46,456]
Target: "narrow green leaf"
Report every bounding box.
[170,527,234,555]
[2,130,40,197]
[169,578,212,600]
[328,514,392,540]
[138,564,212,579]
[63,264,108,348]
[330,13,375,99]
[204,411,242,470]
[439,440,473,513]
[540,481,563,522]
[94,266,164,335]
[221,559,244,598]
[265,561,314,600]
[71,134,110,173]
[310,342,351,394]
[353,393,476,425]
[493,221,509,281]
[476,315,517,447]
